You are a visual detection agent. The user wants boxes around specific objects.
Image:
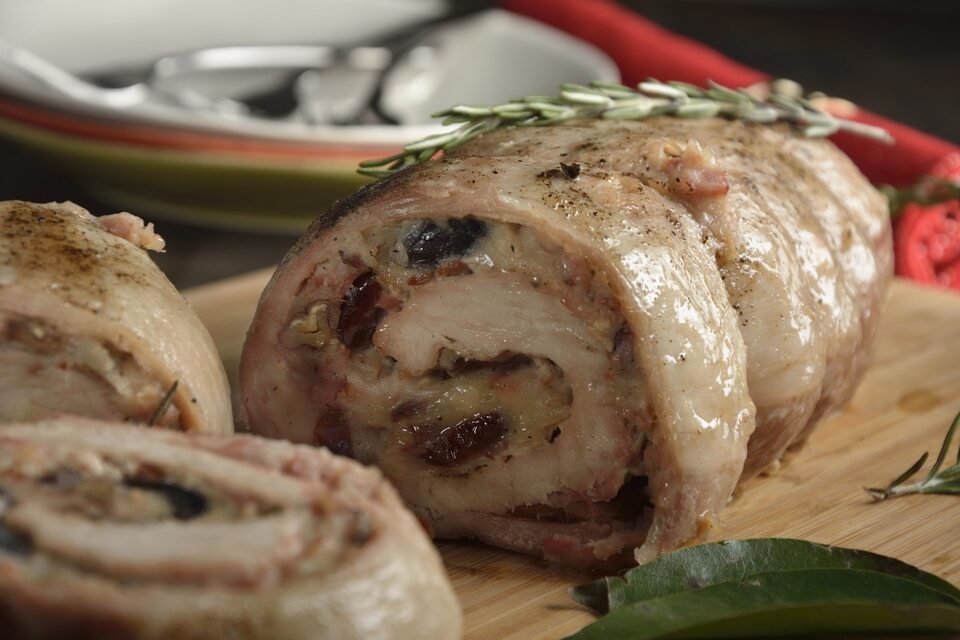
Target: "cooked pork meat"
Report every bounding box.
[0,418,461,640]
[0,201,231,431]
[240,119,892,568]
[449,118,892,476]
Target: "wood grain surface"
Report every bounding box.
[185,271,960,640]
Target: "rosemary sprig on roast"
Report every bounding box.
[867,409,960,500]
[147,380,179,426]
[358,78,893,178]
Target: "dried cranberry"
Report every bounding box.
[314,409,353,457]
[420,412,508,467]
[612,323,635,365]
[337,271,383,349]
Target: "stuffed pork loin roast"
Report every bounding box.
[0,201,230,431]
[0,418,461,640]
[241,118,892,568]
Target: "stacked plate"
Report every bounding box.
[0,0,617,232]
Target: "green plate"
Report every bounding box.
[0,115,373,233]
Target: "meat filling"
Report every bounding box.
[0,435,365,589]
[0,419,464,640]
[281,217,649,551]
[0,313,181,427]
[241,119,890,569]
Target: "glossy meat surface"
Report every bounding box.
[0,418,461,640]
[454,119,892,477]
[0,201,231,432]
[241,118,892,567]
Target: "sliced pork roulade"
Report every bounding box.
[240,118,891,568]
[0,418,461,640]
[0,201,231,431]
[449,118,893,477]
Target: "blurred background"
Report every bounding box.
[0,0,956,289]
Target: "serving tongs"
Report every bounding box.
[0,0,489,126]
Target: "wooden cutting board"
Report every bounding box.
[185,270,960,640]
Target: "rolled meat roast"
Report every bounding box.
[0,418,461,640]
[241,119,892,568]
[0,201,231,431]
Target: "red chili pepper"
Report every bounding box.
[894,153,960,290]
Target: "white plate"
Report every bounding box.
[0,1,618,146]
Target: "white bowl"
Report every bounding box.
[0,1,618,146]
[0,1,617,230]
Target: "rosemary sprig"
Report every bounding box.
[358,79,893,178]
[147,380,179,426]
[867,409,960,500]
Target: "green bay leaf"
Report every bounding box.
[566,568,960,639]
[571,539,960,615]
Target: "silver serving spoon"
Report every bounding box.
[0,36,254,116]
[0,38,152,109]
[0,1,489,125]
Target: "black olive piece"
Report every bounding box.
[337,271,383,350]
[0,486,31,556]
[0,523,32,556]
[403,217,487,267]
[124,479,208,520]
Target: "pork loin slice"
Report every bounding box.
[452,118,892,477]
[241,149,758,568]
[0,418,461,640]
[0,201,230,431]
[241,118,891,568]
